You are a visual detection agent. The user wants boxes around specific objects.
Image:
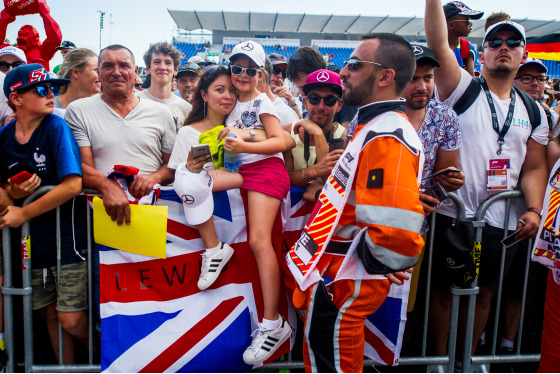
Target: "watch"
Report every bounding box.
[288,101,297,108]
[249,128,256,142]
[526,207,542,219]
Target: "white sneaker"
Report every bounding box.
[243,317,292,365]
[197,242,234,290]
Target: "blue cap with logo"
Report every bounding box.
[3,63,70,98]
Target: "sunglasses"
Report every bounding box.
[515,74,549,84]
[272,66,286,77]
[134,83,143,88]
[230,65,259,77]
[343,58,388,71]
[0,60,24,72]
[451,19,473,26]
[306,93,340,107]
[485,38,524,49]
[26,84,60,97]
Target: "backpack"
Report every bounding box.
[459,38,470,61]
[452,77,541,134]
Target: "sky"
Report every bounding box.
[2,0,559,68]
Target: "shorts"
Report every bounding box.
[431,213,520,291]
[32,261,88,312]
[238,157,290,200]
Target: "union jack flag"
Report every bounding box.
[99,189,295,372]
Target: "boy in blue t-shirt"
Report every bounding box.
[0,64,88,364]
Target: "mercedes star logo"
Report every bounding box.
[316,71,329,82]
[241,42,254,51]
[182,195,195,204]
[412,46,424,55]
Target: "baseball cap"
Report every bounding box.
[443,1,484,20]
[410,44,440,67]
[484,21,526,44]
[56,40,76,51]
[230,41,266,67]
[177,62,201,77]
[173,164,214,226]
[4,63,70,98]
[518,57,547,74]
[0,46,27,63]
[269,53,287,69]
[302,69,342,96]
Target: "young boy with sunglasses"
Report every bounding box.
[0,63,89,364]
[443,1,484,76]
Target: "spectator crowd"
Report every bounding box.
[0,0,560,372]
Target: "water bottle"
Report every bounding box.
[224,133,240,172]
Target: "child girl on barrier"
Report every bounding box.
[224,41,291,365]
[0,64,87,364]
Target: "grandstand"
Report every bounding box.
[168,10,560,78]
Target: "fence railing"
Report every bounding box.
[1,187,544,372]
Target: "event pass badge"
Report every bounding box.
[487,159,510,191]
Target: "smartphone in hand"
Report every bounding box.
[191,144,211,158]
[9,171,32,185]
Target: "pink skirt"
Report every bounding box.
[238,157,290,200]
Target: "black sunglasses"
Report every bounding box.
[343,58,388,72]
[24,84,60,97]
[134,83,143,88]
[0,60,24,72]
[485,38,524,49]
[272,66,286,77]
[306,93,340,107]
[230,65,258,77]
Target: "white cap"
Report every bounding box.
[484,21,526,44]
[229,41,266,67]
[0,46,27,64]
[174,164,214,226]
[518,57,547,74]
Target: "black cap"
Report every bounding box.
[177,62,201,77]
[269,53,287,69]
[443,1,484,20]
[410,44,440,67]
[56,41,76,50]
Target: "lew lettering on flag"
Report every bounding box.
[98,189,295,373]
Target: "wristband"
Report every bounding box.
[302,168,311,183]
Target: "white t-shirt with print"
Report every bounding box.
[225,92,283,165]
[436,69,549,230]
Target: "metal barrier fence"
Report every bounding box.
[0,188,544,372]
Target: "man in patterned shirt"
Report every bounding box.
[402,44,464,316]
[405,44,464,215]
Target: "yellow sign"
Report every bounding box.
[93,196,168,259]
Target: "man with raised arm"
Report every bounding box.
[424,0,548,367]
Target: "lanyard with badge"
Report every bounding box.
[480,77,516,155]
[480,77,516,191]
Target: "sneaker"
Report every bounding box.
[243,317,292,365]
[197,242,234,290]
